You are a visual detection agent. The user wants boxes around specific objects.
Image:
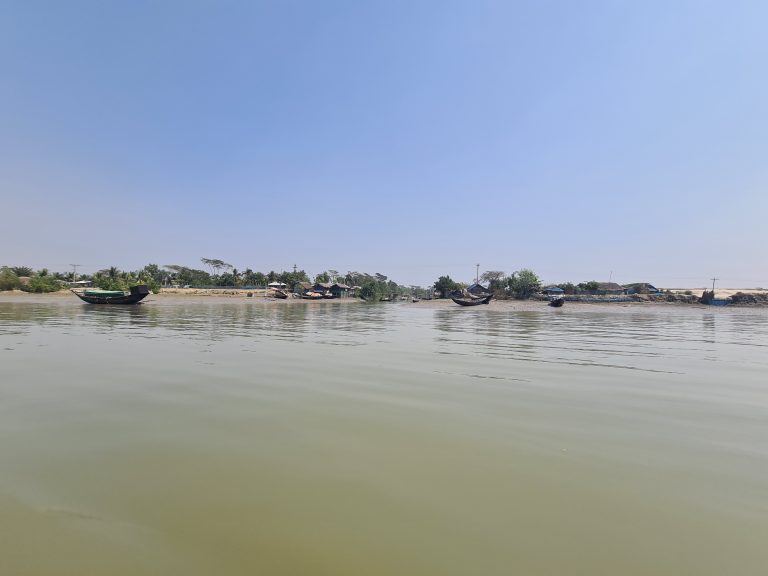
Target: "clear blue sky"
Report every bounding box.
[2,0,766,287]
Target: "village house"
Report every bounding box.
[596,282,627,295]
[330,283,352,298]
[624,283,661,295]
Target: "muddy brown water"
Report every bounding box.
[1,297,767,575]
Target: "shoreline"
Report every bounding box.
[2,289,767,309]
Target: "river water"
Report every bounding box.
[1,297,767,575]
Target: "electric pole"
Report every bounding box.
[476,263,479,285]
[70,264,81,283]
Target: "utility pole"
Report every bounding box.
[70,264,81,283]
[711,277,719,293]
[293,264,297,273]
[476,263,479,285]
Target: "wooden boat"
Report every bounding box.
[272,289,289,299]
[71,284,150,305]
[548,297,564,307]
[451,294,492,306]
[301,291,323,300]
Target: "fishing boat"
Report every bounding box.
[272,289,289,299]
[549,297,564,307]
[71,284,150,305]
[451,294,492,306]
[301,291,323,300]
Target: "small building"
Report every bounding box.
[330,283,351,298]
[596,282,627,295]
[467,283,491,296]
[624,283,661,295]
[267,281,287,290]
[312,282,333,294]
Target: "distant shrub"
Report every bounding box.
[684,290,692,295]
[94,277,129,291]
[10,266,34,277]
[0,267,21,290]
[577,281,599,293]
[20,275,62,293]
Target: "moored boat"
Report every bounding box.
[301,291,323,300]
[549,297,564,307]
[451,294,492,306]
[71,284,150,305]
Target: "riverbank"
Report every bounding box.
[2,289,768,309]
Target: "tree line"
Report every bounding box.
[1,261,604,300]
[432,270,604,299]
[0,266,67,293]
[433,269,543,299]
[0,260,416,299]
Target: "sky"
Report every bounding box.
[1,0,766,288]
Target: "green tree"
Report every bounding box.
[326,269,340,283]
[314,271,330,283]
[481,270,507,293]
[252,271,267,287]
[165,265,211,286]
[216,272,236,286]
[93,271,129,291]
[278,269,309,291]
[358,280,384,301]
[0,267,21,290]
[434,275,459,298]
[241,268,257,286]
[577,280,599,293]
[507,269,541,299]
[21,274,62,293]
[141,264,165,284]
[10,266,33,277]
[201,258,233,281]
[557,282,576,295]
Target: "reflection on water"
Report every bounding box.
[1,298,767,575]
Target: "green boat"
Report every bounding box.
[71,285,150,305]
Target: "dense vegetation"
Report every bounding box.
[0,267,62,292]
[434,276,461,298]
[0,267,20,290]
[0,260,416,299]
[3,259,608,301]
[437,269,542,299]
[434,270,613,300]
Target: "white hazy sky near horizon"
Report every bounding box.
[1,0,766,288]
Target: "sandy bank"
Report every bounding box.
[2,288,767,309]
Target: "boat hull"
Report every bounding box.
[451,295,492,306]
[71,284,150,305]
[73,292,149,305]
